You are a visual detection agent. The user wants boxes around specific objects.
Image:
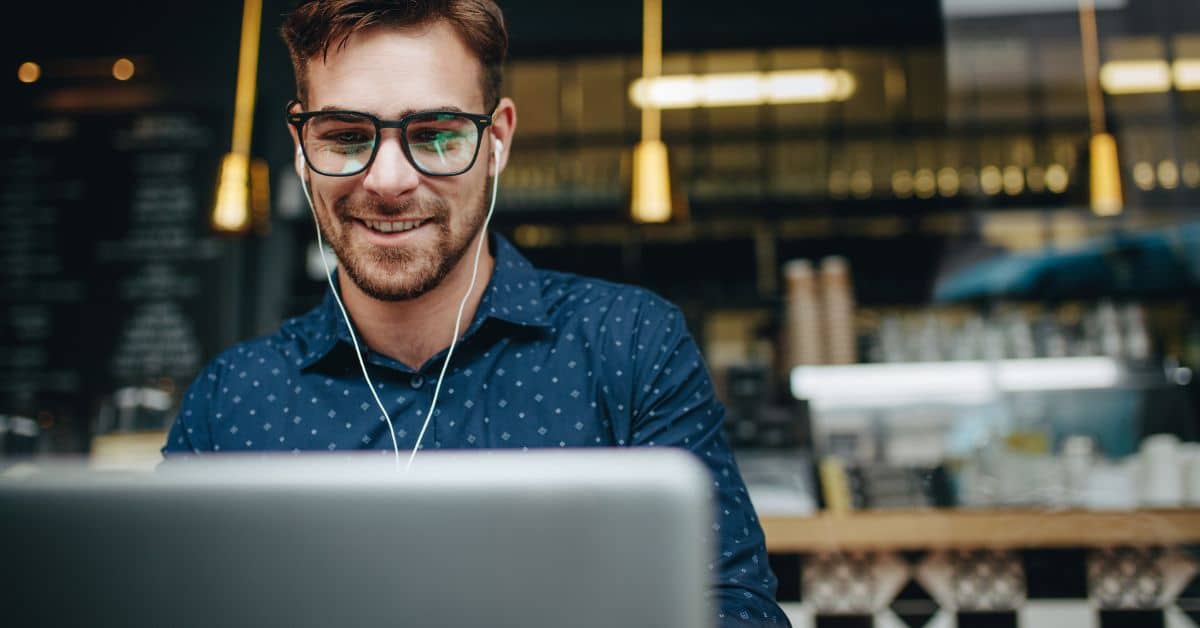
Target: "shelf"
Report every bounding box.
[761,508,1200,551]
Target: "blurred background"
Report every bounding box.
[2,0,1200,511]
[9,2,1200,626]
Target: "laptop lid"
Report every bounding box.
[1,449,713,628]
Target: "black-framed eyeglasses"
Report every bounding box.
[286,100,494,177]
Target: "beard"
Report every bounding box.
[313,181,490,302]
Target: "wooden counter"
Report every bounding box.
[761,508,1200,551]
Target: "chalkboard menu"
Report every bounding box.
[0,111,231,451]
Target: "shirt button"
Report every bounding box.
[411,375,424,389]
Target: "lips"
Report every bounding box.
[358,218,428,234]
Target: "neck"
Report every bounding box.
[338,232,494,371]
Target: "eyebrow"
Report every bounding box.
[316,104,468,117]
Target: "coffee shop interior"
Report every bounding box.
[4,0,1200,626]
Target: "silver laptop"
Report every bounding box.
[0,449,712,628]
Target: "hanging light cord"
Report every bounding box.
[1079,0,1106,137]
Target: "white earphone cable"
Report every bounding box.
[299,138,502,472]
[301,177,403,470]
[406,144,499,471]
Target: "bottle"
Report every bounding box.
[1096,300,1124,358]
[1061,434,1096,507]
[1122,303,1152,362]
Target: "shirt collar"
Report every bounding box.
[476,234,552,329]
[295,233,550,370]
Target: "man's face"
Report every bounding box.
[291,21,514,301]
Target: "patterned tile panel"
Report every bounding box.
[775,544,1197,628]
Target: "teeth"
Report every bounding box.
[364,219,423,233]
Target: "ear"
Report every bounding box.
[286,102,307,181]
[488,97,517,177]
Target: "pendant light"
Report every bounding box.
[1079,0,1123,216]
[212,0,264,233]
[631,0,671,223]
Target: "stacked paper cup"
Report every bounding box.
[784,259,824,368]
[820,256,857,365]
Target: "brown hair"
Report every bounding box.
[281,0,508,109]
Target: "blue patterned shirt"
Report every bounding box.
[163,234,787,626]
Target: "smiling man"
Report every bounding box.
[163,1,787,625]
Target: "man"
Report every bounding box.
[164,1,787,625]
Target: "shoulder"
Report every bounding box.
[492,235,681,330]
[190,301,326,388]
[186,333,285,391]
[532,268,691,374]
[535,268,680,324]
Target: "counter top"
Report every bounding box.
[761,508,1200,551]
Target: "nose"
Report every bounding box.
[361,135,420,200]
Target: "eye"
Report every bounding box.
[410,129,461,144]
[308,113,375,146]
[337,131,371,144]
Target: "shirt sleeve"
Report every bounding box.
[628,297,790,627]
[161,359,222,457]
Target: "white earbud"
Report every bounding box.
[490,138,503,175]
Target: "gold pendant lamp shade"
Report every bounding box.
[632,140,672,224]
[1089,132,1123,217]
